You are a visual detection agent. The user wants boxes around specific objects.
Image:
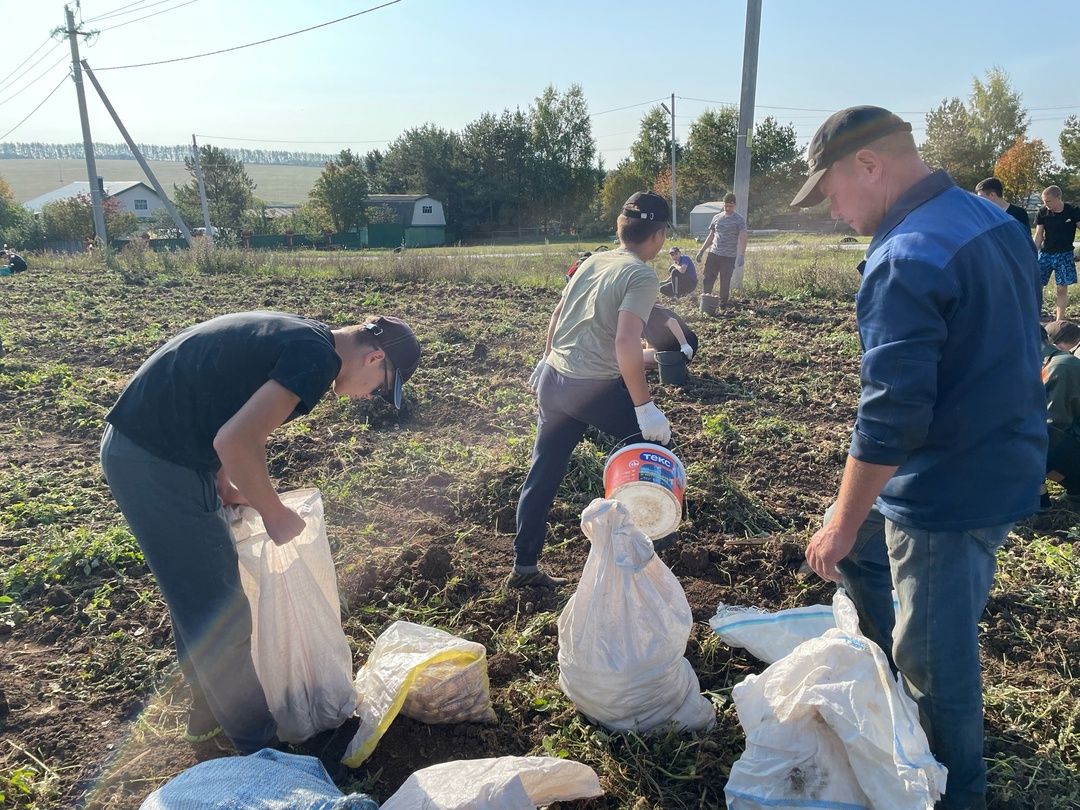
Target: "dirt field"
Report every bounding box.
[0,251,1077,808]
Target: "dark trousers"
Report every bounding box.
[1047,429,1080,494]
[659,268,697,298]
[513,366,641,567]
[100,425,276,754]
[702,253,736,302]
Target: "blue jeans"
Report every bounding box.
[827,503,1009,810]
[100,425,276,753]
[513,366,641,567]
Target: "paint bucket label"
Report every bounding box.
[602,443,686,539]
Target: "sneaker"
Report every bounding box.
[183,701,223,743]
[505,569,568,589]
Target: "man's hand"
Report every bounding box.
[680,343,694,361]
[528,357,547,393]
[217,478,249,507]
[263,506,306,545]
[634,401,671,445]
[805,522,858,583]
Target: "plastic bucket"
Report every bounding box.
[700,293,720,316]
[602,443,686,539]
[656,350,688,385]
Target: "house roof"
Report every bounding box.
[23,181,158,213]
[690,201,727,214]
[365,194,432,204]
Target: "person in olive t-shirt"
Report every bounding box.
[100,312,420,754]
[1035,185,1080,321]
[515,191,672,589]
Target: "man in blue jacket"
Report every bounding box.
[793,107,1046,810]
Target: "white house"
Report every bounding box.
[690,201,726,239]
[23,180,166,221]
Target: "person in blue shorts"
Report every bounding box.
[1035,185,1080,321]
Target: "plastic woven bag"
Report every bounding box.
[231,488,357,743]
[557,498,715,733]
[342,621,495,767]
[381,756,603,810]
[725,591,947,809]
[710,603,836,664]
[140,748,378,810]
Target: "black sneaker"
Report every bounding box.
[183,702,223,743]
[505,569,568,589]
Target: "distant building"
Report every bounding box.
[23,180,165,220]
[690,201,726,239]
[364,194,446,247]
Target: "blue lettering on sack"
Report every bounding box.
[639,452,673,469]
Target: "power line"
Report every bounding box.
[85,0,161,23]
[0,42,65,97]
[0,36,56,88]
[95,0,403,70]
[0,55,70,108]
[98,0,203,33]
[590,98,667,117]
[0,72,70,141]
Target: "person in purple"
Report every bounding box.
[660,246,697,299]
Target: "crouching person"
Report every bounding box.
[642,303,698,369]
[1041,325,1080,507]
[512,192,672,589]
[100,312,420,752]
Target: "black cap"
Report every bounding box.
[622,191,671,223]
[791,106,913,208]
[363,316,421,409]
[1046,320,1080,347]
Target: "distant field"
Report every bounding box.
[0,158,322,205]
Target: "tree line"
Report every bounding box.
[6,72,1080,247]
[0,142,333,166]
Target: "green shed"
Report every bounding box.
[364,194,446,248]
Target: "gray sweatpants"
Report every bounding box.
[100,425,275,753]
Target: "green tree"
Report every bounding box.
[0,175,28,245]
[174,145,256,232]
[747,116,803,219]
[680,107,739,210]
[600,162,650,225]
[994,137,1053,202]
[1060,115,1080,174]
[529,84,598,229]
[460,108,534,231]
[970,67,1029,165]
[378,124,467,232]
[629,106,673,181]
[310,149,370,233]
[40,193,137,241]
[921,98,984,188]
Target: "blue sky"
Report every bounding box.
[3,0,1079,165]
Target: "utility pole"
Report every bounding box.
[64,5,107,247]
[191,134,213,244]
[661,95,677,228]
[80,60,193,244]
[733,0,762,224]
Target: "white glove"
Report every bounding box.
[528,357,547,393]
[634,401,671,445]
[680,343,694,361]
[735,254,745,268]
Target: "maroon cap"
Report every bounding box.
[363,316,420,409]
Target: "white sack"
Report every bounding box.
[557,498,715,733]
[381,756,602,810]
[231,488,357,744]
[342,621,495,768]
[725,591,947,809]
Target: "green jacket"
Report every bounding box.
[1042,342,1080,444]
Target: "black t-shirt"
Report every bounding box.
[644,306,698,353]
[106,312,341,470]
[1036,203,1080,252]
[1006,204,1030,231]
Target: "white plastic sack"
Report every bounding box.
[231,488,357,744]
[381,756,603,810]
[140,748,378,810]
[725,591,947,809]
[342,621,495,768]
[711,596,903,664]
[557,498,715,733]
[710,603,836,664]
